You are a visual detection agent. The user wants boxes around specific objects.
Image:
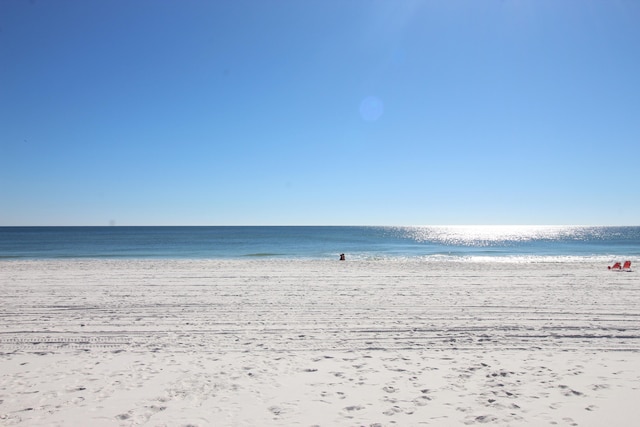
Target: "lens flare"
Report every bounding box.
[359,96,384,122]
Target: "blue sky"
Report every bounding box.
[1,0,639,226]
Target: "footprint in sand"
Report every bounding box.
[268,405,282,416]
[413,395,431,406]
[116,412,131,420]
[464,414,498,424]
[382,406,402,416]
[559,385,583,396]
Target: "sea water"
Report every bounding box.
[1,226,638,262]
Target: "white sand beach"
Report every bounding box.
[1,259,638,426]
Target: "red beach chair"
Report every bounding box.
[608,262,622,270]
[622,260,632,271]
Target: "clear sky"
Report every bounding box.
[1,0,639,226]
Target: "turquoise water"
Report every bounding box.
[0,226,638,261]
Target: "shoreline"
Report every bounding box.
[1,259,639,425]
[0,254,633,263]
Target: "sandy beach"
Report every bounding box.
[1,259,638,426]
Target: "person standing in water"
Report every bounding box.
[339,253,345,261]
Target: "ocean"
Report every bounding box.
[0,226,638,262]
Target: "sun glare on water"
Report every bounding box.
[396,225,585,246]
